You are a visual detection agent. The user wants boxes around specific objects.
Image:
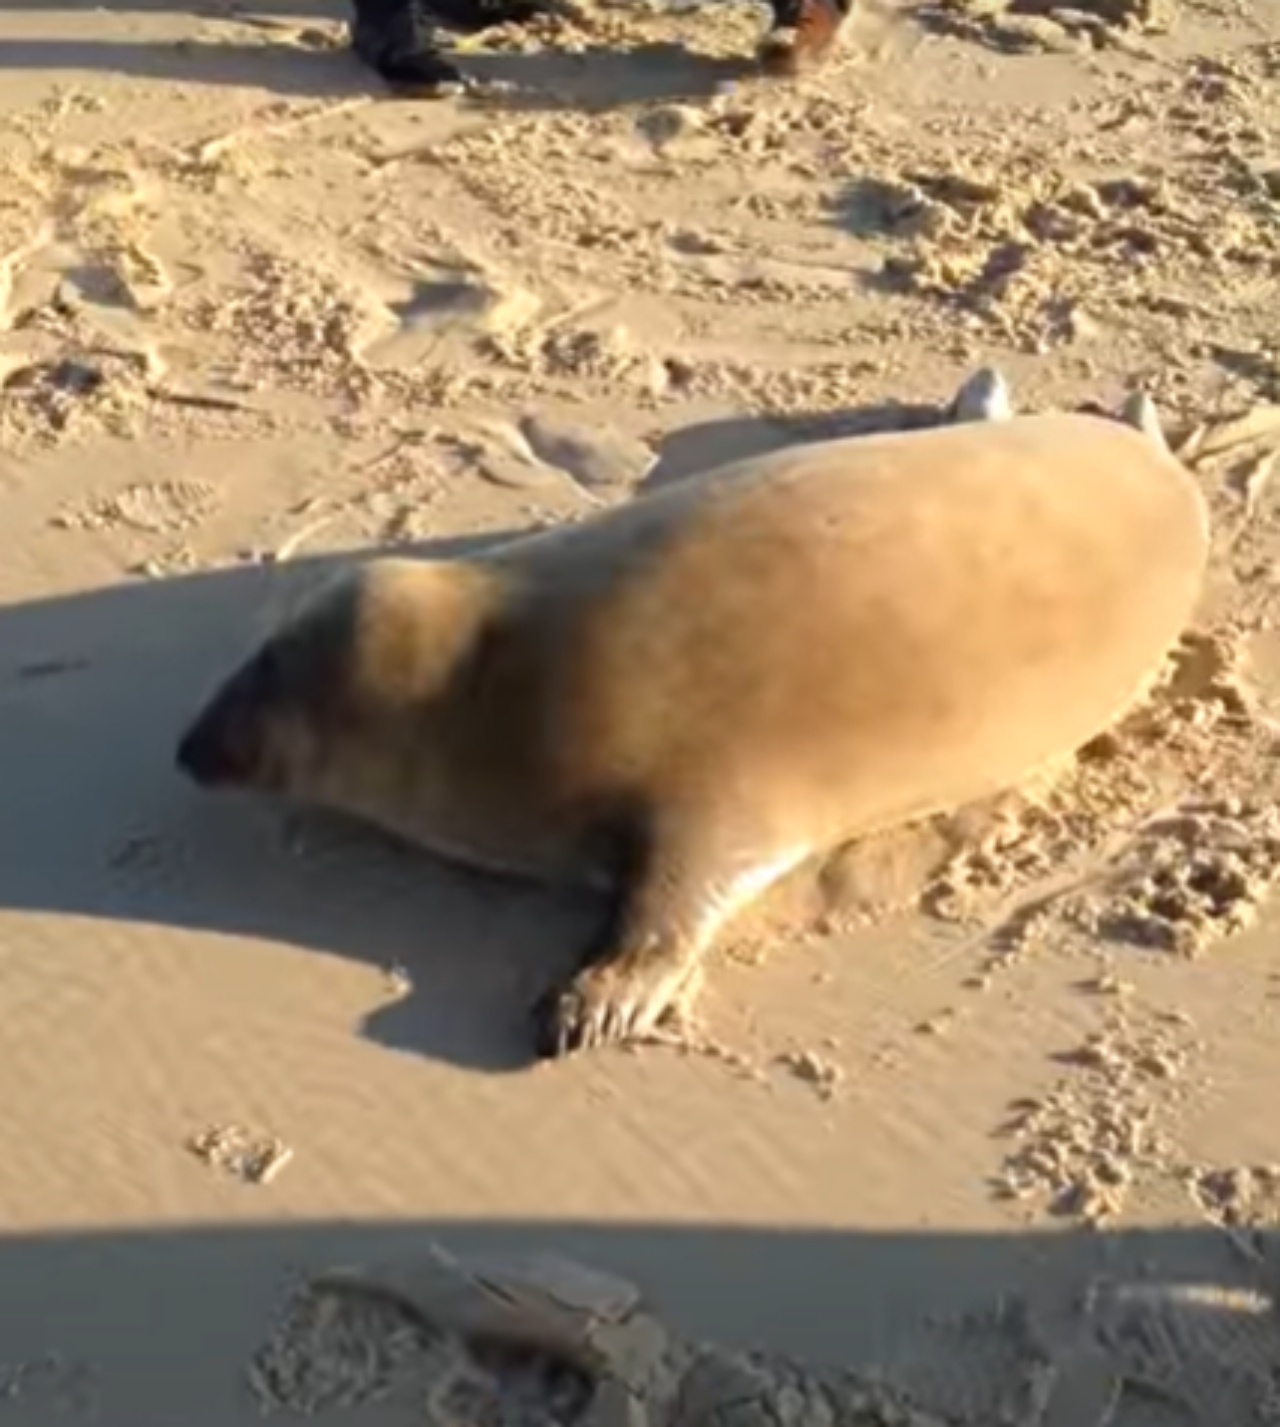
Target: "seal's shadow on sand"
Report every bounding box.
[0,528,600,1077]
[0,398,947,1075]
[640,395,947,492]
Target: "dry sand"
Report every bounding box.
[5,0,1280,1423]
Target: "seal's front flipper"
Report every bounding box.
[533,873,707,1060]
[532,818,803,1059]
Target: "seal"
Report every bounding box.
[176,393,1208,1059]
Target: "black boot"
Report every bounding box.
[351,0,466,93]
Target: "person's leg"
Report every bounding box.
[350,0,464,91]
[757,0,851,75]
[349,0,559,92]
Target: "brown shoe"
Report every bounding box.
[757,0,846,76]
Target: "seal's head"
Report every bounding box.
[175,558,499,803]
[176,616,329,795]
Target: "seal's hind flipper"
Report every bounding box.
[1120,390,1170,454]
[945,367,1014,426]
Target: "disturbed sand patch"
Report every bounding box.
[918,0,1169,55]
[187,1123,295,1186]
[991,1001,1195,1224]
[866,158,1279,352]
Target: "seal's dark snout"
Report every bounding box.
[177,646,284,789]
[175,674,259,788]
[175,724,198,779]
[175,708,238,787]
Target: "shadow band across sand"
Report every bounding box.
[1,1218,1274,1425]
[0,1,755,110]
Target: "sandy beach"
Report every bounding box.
[4,0,1280,1422]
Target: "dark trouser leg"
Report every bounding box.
[349,0,559,90]
[349,0,464,91]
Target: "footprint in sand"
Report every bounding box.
[437,414,655,497]
[0,186,175,368]
[54,478,220,536]
[353,262,542,371]
[518,412,656,491]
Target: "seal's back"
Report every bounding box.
[482,412,1208,847]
